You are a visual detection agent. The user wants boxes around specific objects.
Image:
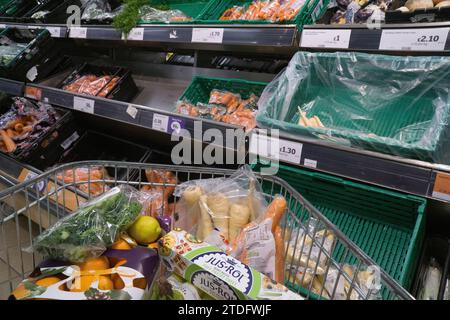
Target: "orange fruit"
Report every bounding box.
[69,275,96,292]
[78,256,110,271]
[111,239,132,250]
[147,242,159,250]
[98,276,114,290]
[35,276,61,287]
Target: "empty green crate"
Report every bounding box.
[138,0,216,24]
[254,163,426,299]
[179,75,268,105]
[198,0,328,28]
[257,52,450,162]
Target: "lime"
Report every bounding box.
[128,216,162,245]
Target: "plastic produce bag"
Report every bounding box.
[139,6,192,22]
[81,0,123,21]
[31,185,144,263]
[257,51,450,163]
[419,258,442,300]
[56,166,112,197]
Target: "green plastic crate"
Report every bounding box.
[198,0,327,28]
[257,52,450,162]
[138,0,217,24]
[254,163,426,299]
[178,75,268,105]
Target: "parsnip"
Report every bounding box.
[197,195,214,240]
[207,193,230,241]
[229,203,250,243]
[182,185,203,229]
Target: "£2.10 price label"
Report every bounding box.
[192,28,224,44]
[300,29,351,49]
[379,28,449,51]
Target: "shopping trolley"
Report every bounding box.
[0,161,414,300]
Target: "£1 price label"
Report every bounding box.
[73,96,95,114]
[192,28,224,44]
[300,29,351,49]
[379,28,449,51]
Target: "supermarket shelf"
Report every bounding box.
[250,129,450,202]
[20,82,246,152]
[300,22,450,53]
[0,22,67,37]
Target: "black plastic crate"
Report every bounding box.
[20,0,82,24]
[81,0,123,25]
[386,0,450,23]
[58,63,138,102]
[0,27,56,82]
[54,130,151,181]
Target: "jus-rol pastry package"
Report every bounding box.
[158,228,303,300]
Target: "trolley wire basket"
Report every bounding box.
[0,161,414,300]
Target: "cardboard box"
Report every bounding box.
[10,247,159,300]
[159,228,303,300]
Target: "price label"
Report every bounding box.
[123,28,144,41]
[249,134,303,164]
[46,27,61,37]
[379,28,449,51]
[126,105,138,119]
[69,27,87,39]
[73,96,95,114]
[192,28,224,44]
[152,113,169,132]
[300,29,351,49]
[432,172,450,201]
[304,158,317,168]
[0,24,6,29]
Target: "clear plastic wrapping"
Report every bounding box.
[139,6,192,22]
[257,51,450,163]
[31,185,144,263]
[81,0,123,21]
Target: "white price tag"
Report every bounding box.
[304,158,317,168]
[300,29,351,49]
[61,131,80,150]
[45,27,61,37]
[0,24,6,29]
[73,96,95,114]
[123,28,144,41]
[69,27,87,39]
[379,28,449,51]
[126,105,138,119]
[152,113,169,132]
[250,134,303,165]
[192,28,224,44]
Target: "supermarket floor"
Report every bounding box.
[0,213,41,300]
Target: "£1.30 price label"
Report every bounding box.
[379,28,449,51]
[300,29,351,49]
[250,134,303,165]
[192,28,224,44]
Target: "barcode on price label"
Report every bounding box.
[123,28,144,41]
[192,28,224,43]
[69,27,87,39]
[152,113,169,132]
[73,96,95,114]
[249,134,303,164]
[300,29,351,49]
[379,28,449,51]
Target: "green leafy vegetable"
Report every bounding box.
[113,0,148,36]
[32,186,142,263]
